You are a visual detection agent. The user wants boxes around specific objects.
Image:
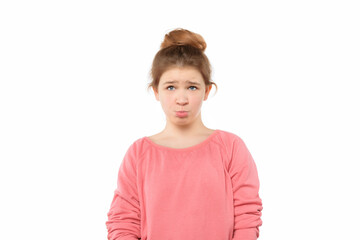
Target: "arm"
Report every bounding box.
[105,143,141,240]
[229,138,263,240]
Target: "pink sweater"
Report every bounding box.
[106,129,263,240]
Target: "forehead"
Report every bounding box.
[160,67,204,85]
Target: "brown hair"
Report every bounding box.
[147,28,218,95]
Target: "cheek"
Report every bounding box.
[159,95,172,109]
[190,96,204,108]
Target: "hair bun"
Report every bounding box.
[160,28,207,52]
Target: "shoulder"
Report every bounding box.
[215,129,251,158]
[126,137,147,156]
[216,129,246,146]
[120,137,148,166]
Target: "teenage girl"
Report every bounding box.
[106,28,263,240]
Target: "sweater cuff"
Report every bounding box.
[233,227,259,240]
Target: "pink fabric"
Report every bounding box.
[106,129,263,240]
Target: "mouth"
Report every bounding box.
[175,111,189,117]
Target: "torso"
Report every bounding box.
[147,128,216,149]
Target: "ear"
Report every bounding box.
[203,84,212,101]
[153,86,159,101]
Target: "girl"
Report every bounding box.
[106,28,263,240]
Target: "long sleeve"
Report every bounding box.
[106,143,141,240]
[229,138,263,240]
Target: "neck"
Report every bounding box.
[162,114,209,138]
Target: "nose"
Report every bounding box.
[176,91,188,105]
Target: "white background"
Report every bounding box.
[1,0,359,239]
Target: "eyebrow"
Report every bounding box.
[162,80,201,86]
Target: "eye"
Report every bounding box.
[166,86,198,91]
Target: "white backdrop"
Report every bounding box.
[1,0,359,239]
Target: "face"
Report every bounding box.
[153,66,212,127]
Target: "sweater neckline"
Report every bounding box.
[144,129,220,152]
